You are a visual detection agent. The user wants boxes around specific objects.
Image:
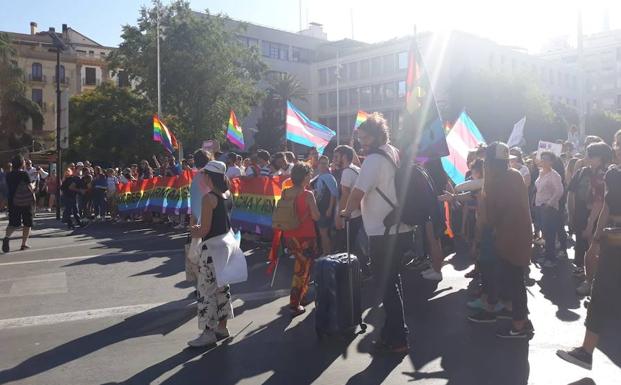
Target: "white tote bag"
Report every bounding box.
[203,229,248,287]
[184,238,201,283]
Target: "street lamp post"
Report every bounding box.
[48,28,66,221]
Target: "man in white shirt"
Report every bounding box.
[24,159,48,190]
[225,152,242,179]
[341,113,413,354]
[509,147,531,188]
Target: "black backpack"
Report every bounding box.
[371,149,444,235]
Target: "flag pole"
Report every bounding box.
[156,1,162,117]
[336,49,340,145]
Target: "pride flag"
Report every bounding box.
[354,110,369,130]
[153,115,178,154]
[441,111,485,184]
[401,39,449,159]
[227,110,245,150]
[286,101,335,152]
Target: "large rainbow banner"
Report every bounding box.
[117,170,193,215]
[229,176,285,236]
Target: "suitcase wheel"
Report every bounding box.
[360,323,367,333]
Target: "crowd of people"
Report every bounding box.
[2,113,620,369]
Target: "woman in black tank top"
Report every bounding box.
[187,161,234,348]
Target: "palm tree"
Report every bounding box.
[0,32,44,150]
[268,72,308,103]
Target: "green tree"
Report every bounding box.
[108,0,265,149]
[67,82,166,165]
[446,70,563,151]
[254,73,307,152]
[586,111,621,144]
[0,32,43,152]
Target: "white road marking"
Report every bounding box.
[0,289,290,330]
[1,272,68,298]
[11,234,185,255]
[0,249,183,267]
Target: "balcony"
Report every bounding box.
[82,77,101,86]
[27,74,47,83]
[53,76,70,86]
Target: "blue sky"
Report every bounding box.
[2,0,620,52]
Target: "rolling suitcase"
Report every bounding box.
[314,220,367,338]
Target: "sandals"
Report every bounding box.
[20,245,31,251]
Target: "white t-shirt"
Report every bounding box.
[517,164,530,184]
[339,165,361,219]
[226,165,242,179]
[354,144,413,236]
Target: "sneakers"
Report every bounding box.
[421,268,443,281]
[466,298,503,312]
[467,311,497,323]
[371,340,409,355]
[496,322,534,339]
[2,237,9,253]
[215,326,230,341]
[556,347,593,370]
[187,330,217,348]
[174,223,186,230]
[576,281,592,296]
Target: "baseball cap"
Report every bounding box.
[76,162,84,167]
[488,142,510,160]
[203,160,226,175]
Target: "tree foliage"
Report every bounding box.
[0,32,44,152]
[108,0,265,149]
[67,82,166,165]
[446,70,564,150]
[254,73,308,153]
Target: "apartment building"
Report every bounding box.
[3,22,123,145]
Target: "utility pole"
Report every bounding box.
[156,2,162,117]
[577,10,586,146]
[48,28,66,221]
[335,50,340,145]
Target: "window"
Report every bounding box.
[372,84,382,103]
[31,88,43,107]
[85,67,97,85]
[339,89,347,107]
[319,93,327,111]
[239,36,259,49]
[348,62,358,81]
[360,86,371,106]
[328,66,337,84]
[292,46,312,62]
[31,62,42,81]
[319,68,327,86]
[383,82,396,101]
[261,41,288,60]
[56,64,65,83]
[349,88,359,107]
[337,64,346,81]
[118,70,129,88]
[266,71,286,82]
[398,80,406,98]
[382,54,395,74]
[398,51,408,70]
[617,95,621,107]
[328,90,337,108]
[371,57,381,76]
[360,59,370,78]
[88,50,94,56]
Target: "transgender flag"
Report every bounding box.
[441,111,485,184]
[286,101,335,152]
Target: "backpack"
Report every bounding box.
[372,149,444,235]
[272,188,301,231]
[13,181,35,207]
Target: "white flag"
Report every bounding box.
[507,117,526,148]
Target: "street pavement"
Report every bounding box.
[0,213,620,385]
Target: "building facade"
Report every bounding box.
[541,29,621,114]
[4,22,123,146]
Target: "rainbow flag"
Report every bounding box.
[153,115,178,154]
[226,110,245,150]
[286,101,335,152]
[441,111,485,184]
[354,110,369,130]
